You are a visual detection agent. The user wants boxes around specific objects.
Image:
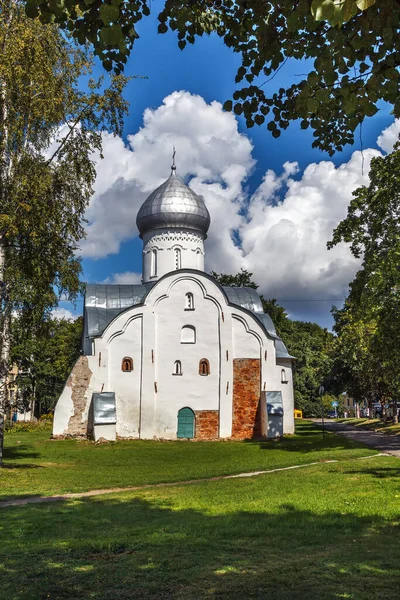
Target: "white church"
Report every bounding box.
[53,162,295,441]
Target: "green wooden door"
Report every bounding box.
[177,407,195,438]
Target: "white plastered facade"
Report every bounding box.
[53,271,295,439]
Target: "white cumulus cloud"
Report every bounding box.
[102,271,142,285]
[84,90,397,323]
[52,307,79,321]
[377,119,400,153]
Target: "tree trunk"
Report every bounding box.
[368,397,373,419]
[393,400,398,424]
[0,269,11,467]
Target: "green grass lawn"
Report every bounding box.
[0,421,376,501]
[1,454,400,599]
[336,418,400,436]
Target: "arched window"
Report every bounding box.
[122,357,133,372]
[173,360,182,376]
[151,249,157,277]
[177,407,195,438]
[181,325,196,344]
[196,248,202,269]
[185,292,194,310]
[199,358,210,376]
[281,369,288,383]
[175,248,181,270]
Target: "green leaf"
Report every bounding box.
[99,4,120,26]
[356,0,375,10]
[25,4,40,18]
[223,100,232,112]
[100,25,123,46]
[307,98,318,112]
[311,0,357,26]
[158,22,168,34]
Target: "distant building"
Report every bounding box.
[53,163,295,440]
[341,392,362,418]
[4,365,32,422]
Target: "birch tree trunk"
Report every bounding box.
[0,275,11,467]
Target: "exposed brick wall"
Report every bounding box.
[232,358,261,439]
[66,356,92,437]
[195,410,219,439]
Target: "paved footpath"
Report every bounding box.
[313,419,400,458]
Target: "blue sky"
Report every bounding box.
[58,5,396,329]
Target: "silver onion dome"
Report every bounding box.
[136,168,211,238]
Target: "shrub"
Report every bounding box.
[5,420,52,433]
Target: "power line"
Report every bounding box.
[275,299,346,302]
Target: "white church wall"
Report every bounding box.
[53,380,74,436]
[106,315,143,438]
[276,358,295,434]
[53,353,105,437]
[232,315,261,359]
[151,275,222,438]
[142,228,205,282]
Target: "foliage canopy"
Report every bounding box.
[25,0,400,154]
[329,143,400,415]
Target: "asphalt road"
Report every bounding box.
[313,419,400,458]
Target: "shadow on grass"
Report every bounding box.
[1,495,399,600]
[2,444,41,465]
[249,421,364,453]
[345,467,400,479]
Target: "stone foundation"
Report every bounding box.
[195,410,219,439]
[231,358,262,439]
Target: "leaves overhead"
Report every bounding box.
[25,0,400,154]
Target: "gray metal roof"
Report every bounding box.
[275,338,295,359]
[83,283,154,354]
[223,286,293,359]
[222,286,264,314]
[136,169,210,238]
[82,279,293,361]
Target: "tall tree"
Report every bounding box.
[0,0,128,464]
[26,0,400,154]
[329,143,400,420]
[211,268,259,289]
[11,316,83,417]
